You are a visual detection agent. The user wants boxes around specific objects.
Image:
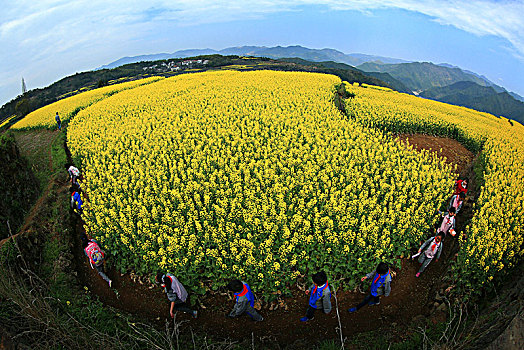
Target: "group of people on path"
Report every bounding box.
[65,160,468,323]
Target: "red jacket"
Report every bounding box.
[453,180,467,196]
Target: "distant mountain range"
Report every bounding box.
[97,45,409,70]
[357,61,524,123]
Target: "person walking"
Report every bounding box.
[415,232,444,277]
[70,186,83,214]
[156,272,197,319]
[453,178,468,196]
[82,237,112,287]
[437,207,456,237]
[226,279,263,321]
[447,192,466,214]
[55,112,61,131]
[348,262,391,312]
[66,164,81,184]
[300,271,332,322]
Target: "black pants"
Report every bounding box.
[356,294,380,310]
[172,301,193,314]
[305,306,316,319]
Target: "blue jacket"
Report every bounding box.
[308,282,332,313]
[369,270,391,297]
[72,191,82,210]
[234,282,254,308]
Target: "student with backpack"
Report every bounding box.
[348,262,391,312]
[300,271,332,322]
[415,232,444,277]
[226,279,263,321]
[82,237,112,287]
[70,186,83,214]
[155,272,197,319]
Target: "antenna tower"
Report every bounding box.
[22,77,27,94]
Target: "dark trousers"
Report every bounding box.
[305,306,316,320]
[356,294,380,310]
[172,301,193,314]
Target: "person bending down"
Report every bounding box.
[156,272,197,319]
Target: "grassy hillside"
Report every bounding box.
[357,61,490,91]
[421,81,524,124]
[0,132,38,239]
[278,57,409,92]
[358,62,524,122]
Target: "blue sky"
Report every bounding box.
[1,0,523,106]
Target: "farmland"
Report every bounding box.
[67,70,459,296]
[2,68,523,348]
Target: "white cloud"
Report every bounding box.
[2,1,522,56]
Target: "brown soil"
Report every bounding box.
[397,134,473,175]
[70,134,477,348]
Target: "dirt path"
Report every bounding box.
[68,134,477,347]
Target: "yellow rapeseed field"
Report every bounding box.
[68,70,455,295]
[12,76,164,130]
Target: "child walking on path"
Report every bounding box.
[70,186,83,214]
[82,237,112,287]
[348,262,391,312]
[447,192,466,214]
[55,112,61,131]
[437,207,456,237]
[226,280,263,321]
[66,164,81,184]
[300,271,332,322]
[156,272,197,319]
[415,232,444,277]
[453,178,468,196]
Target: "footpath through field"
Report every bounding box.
[71,134,476,346]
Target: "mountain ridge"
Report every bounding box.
[420,81,524,124]
[97,45,409,70]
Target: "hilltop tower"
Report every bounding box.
[22,78,27,94]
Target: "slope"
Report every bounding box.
[421,81,524,124]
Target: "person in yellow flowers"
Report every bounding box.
[156,272,198,319]
[300,271,332,322]
[55,112,61,131]
[348,262,391,312]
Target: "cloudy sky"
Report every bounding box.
[1,0,523,106]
